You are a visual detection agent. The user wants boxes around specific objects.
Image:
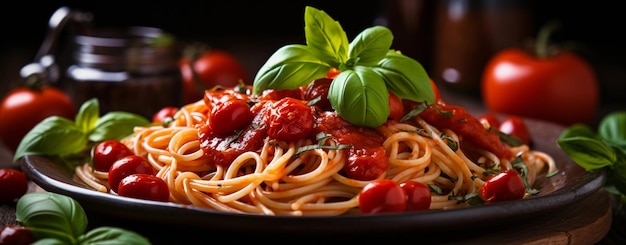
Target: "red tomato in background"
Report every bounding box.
[0,169,28,202]
[478,170,526,204]
[0,86,75,153]
[481,24,598,126]
[359,179,407,214]
[179,49,250,104]
[152,106,178,124]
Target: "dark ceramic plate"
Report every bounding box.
[19,118,605,241]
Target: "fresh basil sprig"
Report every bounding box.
[253,6,434,127]
[16,192,150,244]
[557,111,626,206]
[13,98,150,163]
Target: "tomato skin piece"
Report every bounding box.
[117,174,169,202]
[481,48,599,126]
[92,140,134,172]
[180,50,250,104]
[267,97,314,142]
[399,180,431,211]
[359,179,407,214]
[499,116,532,146]
[0,169,28,202]
[0,86,75,153]
[108,155,154,193]
[478,170,526,204]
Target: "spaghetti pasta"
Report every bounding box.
[73,86,557,216]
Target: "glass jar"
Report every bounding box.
[64,26,182,119]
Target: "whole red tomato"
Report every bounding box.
[0,168,28,202]
[179,47,250,104]
[0,86,76,153]
[481,23,599,126]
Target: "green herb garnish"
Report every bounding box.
[557,111,626,210]
[13,98,150,165]
[252,6,434,128]
[16,192,151,244]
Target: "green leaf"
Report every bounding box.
[16,192,88,244]
[304,6,349,64]
[75,98,100,133]
[558,123,598,140]
[557,136,617,171]
[89,111,149,142]
[78,227,151,245]
[31,238,69,245]
[372,50,434,104]
[328,67,389,127]
[348,26,393,67]
[598,111,626,151]
[253,44,331,95]
[13,116,88,162]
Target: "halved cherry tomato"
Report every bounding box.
[359,179,407,214]
[92,140,134,172]
[152,106,178,124]
[0,169,28,202]
[399,180,431,211]
[499,116,531,146]
[478,170,526,204]
[108,155,154,193]
[388,91,404,121]
[208,98,253,136]
[267,97,314,142]
[117,173,169,202]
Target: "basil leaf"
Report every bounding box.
[599,111,626,151]
[16,192,88,244]
[31,238,67,245]
[89,111,149,142]
[558,123,597,140]
[253,44,331,95]
[557,136,617,171]
[372,50,434,104]
[304,6,349,64]
[75,98,100,133]
[78,227,151,245]
[13,116,88,162]
[328,67,389,127]
[348,26,393,67]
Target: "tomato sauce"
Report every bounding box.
[419,103,513,160]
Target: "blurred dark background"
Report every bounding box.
[1,0,624,112]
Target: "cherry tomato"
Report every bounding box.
[303,78,333,111]
[117,174,169,202]
[267,97,314,142]
[359,179,407,214]
[481,24,598,126]
[387,91,404,121]
[399,180,431,211]
[499,116,532,146]
[478,170,526,204]
[108,155,154,193]
[208,98,253,136]
[92,140,134,172]
[326,67,340,79]
[179,48,250,104]
[0,169,28,202]
[0,225,36,245]
[152,106,178,124]
[0,86,75,153]
[429,78,442,103]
